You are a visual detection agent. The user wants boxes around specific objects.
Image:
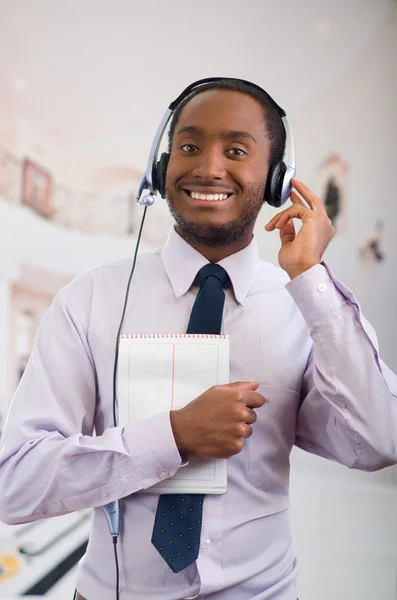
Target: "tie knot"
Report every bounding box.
[197,264,229,288]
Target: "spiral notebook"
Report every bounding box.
[117,333,229,494]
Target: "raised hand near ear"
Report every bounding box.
[265,178,336,279]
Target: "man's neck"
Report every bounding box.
[174,226,253,263]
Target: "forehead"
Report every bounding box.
[175,90,266,138]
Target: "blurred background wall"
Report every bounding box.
[0,0,396,598]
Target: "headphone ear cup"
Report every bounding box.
[153,152,170,198]
[264,162,287,208]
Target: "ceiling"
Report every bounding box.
[0,0,394,169]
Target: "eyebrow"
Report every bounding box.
[175,125,257,144]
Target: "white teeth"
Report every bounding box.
[190,191,228,201]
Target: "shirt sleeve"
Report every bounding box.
[0,285,182,525]
[286,262,397,471]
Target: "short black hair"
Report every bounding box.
[167,79,286,169]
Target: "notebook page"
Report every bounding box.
[117,334,229,494]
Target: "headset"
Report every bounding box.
[74,78,296,600]
[136,76,296,209]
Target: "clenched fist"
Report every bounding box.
[170,381,266,459]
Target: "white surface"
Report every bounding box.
[290,447,397,600]
[0,0,392,169]
[118,335,229,494]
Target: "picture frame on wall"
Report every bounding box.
[21,158,53,218]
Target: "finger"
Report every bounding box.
[245,391,267,409]
[226,381,259,391]
[273,205,312,229]
[279,218,296,245]
[265,211,285,230]
[265,202,311,231]
[243,424,253,439]
[289,190,307,208]
[244,408,257,425]
[291,178,327,215]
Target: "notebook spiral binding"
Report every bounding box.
[120,333,228,339]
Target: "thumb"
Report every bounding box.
[227,381,259,391]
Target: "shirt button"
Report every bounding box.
[318,283,327,292]
[203,538,211,549]
[159,469,169,479]
[101,491,110,499]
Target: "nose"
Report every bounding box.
[191,148,226,181]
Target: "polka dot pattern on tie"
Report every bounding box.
[152,495,204,572]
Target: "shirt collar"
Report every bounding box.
[161,227,261,306]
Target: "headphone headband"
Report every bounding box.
[137,77,295,208]
[168,77,286,117]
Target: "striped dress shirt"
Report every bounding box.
[0,227,396,599]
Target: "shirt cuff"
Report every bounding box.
[285,262,348,326]
[123,411,182,490]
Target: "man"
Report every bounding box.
[0,79,396,600]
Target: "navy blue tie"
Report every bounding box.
[152,264,229,572]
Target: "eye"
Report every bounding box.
[226,147,247,158]
[180,144,199,154]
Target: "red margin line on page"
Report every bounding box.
[171,343,175,409]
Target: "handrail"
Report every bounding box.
[17,513,90,557]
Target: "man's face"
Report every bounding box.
[165,90,270,248]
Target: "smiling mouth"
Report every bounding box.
[183,190,233,202]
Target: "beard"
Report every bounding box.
[165,181,266,247]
